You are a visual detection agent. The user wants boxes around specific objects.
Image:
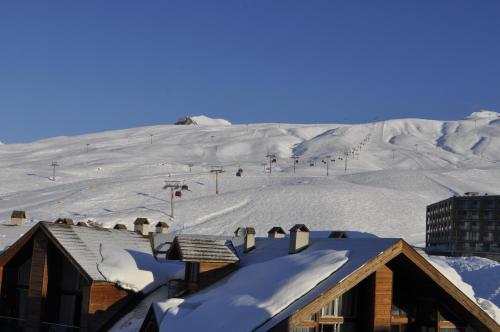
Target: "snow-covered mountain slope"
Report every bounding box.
[1,113,500,309]
[1,113,500,243]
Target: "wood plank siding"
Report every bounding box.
[372,265,393,331]
[25,232,49,332]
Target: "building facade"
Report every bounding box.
[426,194,500,260]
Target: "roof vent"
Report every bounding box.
[114,223,128,230]
[134,218,150,235]
[235,227,256,253]
[55,218,74,225]
[267,227,286,239]
[11,210,27,226]
[289,224,309,254]
[328,231,348,239]
[155,222,169,234]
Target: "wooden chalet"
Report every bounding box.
[141,235,499,332]
[0,221,154,332]
[166,234,239,291]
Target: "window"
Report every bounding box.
[320,289,356,317]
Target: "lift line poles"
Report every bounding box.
[163,180,181,218]
[265,153,277,174]
[150,134,154,144]
[86,144,90,153]
[210,166,225,195]
[322,155,331,176]
[291,156,299,174]
[49,162,60,181]
[343,149,350,172]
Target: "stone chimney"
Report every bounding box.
[289,224,310,254]
[134,218,150,235]
[235,227,256,253]
[267,226,286,238]
[11,210,27,226]
[155,222,170,234]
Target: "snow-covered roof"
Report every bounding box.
[168,234,239,263]
[43,222,154,281]
[0,223,36,253]
[154,237,399,332]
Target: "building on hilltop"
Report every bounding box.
[139,225,498,332]
[426,193,500,261]
[0,221,156,332]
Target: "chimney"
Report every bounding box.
[11,210,27,226]
[55,218,74,225]
[155,222,170,234]
[235,227,256,253]
[134,218,150,235]
[289,224,310,254]
[113,223,128,230]
[267,226,286,239]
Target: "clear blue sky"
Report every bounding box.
[1,1,499,143]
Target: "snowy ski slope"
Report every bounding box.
[2,112,500,245]
[1,111,500,312]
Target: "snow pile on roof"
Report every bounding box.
[190,115,231,126]
[465,110,500,119]
[423,252,500,323]
[444,256,499,302]
[97,243,184,293]
[157,249,348,332]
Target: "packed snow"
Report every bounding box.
[1,112,500,313]
[422,251,500,323]
[97,243,184,293]
[158,248,348,332]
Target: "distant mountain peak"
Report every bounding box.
[175,115,231,126]
[465,110,500,119]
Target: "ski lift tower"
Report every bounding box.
[210,166,225,195]
[291,155,299,174]
[265,153,277,174]
[321,155,331,176]
[163,180,182,217]
[49,161,60,181]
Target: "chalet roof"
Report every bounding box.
[268,226,286,234]
[151,237,499,332]
[43,222,153,281]
[289,224,309,232]
[0,223,35,253]
[134,218,150,225]
[167,235,239,263]
[11,210,26,218]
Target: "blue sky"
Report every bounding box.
[1,1,500,143]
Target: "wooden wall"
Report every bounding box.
[372,265,393,332]
[86,281,131,331]
[199,262,236,289]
